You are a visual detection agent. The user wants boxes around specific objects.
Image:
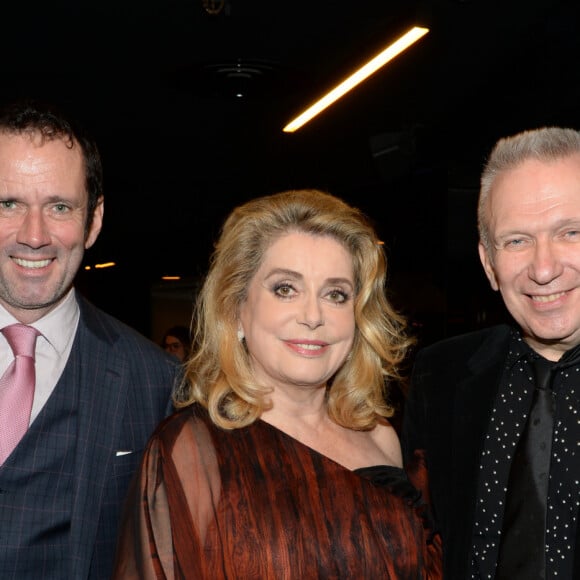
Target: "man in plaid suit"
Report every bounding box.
[0,99,178,578]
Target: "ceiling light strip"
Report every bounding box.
[282,26,429,133]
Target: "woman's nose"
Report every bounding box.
[297,296,325,329]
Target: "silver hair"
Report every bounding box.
[478,126,580,250]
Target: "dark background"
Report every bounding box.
[2,0,580,347]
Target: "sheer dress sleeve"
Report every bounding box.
[113,409,222,579]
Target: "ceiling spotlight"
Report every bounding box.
[283,26,429,133]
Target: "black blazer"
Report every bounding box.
[401,324,511,579]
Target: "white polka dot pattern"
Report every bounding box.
[470,330,580,579]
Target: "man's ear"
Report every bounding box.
[478,241,499,291]
[85,196,104,249]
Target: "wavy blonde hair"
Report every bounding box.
[174,189,414,430]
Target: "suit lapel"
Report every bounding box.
[69,307,128,579]
[450,328,510,544]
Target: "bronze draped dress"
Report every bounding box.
[113,406,442,579]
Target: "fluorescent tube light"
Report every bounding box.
[282,26,429,133]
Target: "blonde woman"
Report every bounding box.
[114,189,442,579]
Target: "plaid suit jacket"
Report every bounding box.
[73,294,177,579]
[0,292,177,579]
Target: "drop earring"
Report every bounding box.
[237,328,245,342]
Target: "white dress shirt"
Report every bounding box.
[0,288,80,424]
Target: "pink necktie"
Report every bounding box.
[0,324,40,465]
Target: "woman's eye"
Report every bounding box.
[327,289,349,303]
[273,283,295,297]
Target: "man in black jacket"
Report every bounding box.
[403,126,580,579]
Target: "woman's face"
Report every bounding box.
[239,231,356,393]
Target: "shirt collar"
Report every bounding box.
[0,288,80,355]
[506,327,532,369]
[507,325,580,370]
